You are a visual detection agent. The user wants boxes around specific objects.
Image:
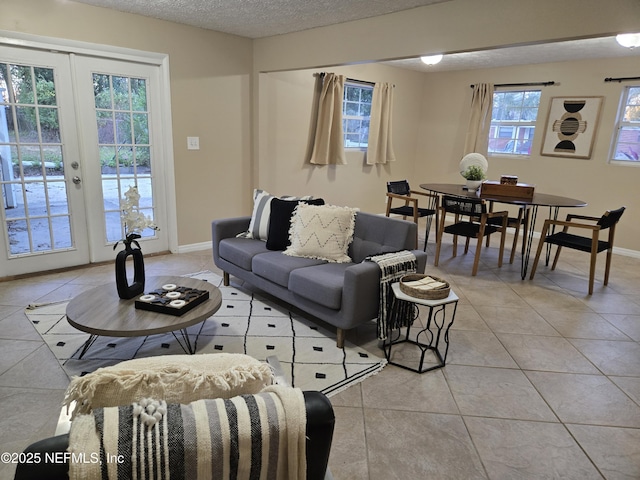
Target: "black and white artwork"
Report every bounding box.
[541,96,603,159]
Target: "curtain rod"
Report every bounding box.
[319,72,383,87]
[469,81,555,88]
[604,76,640,83]
[346,77,375,86]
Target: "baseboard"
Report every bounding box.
[613,246,640,259]
[176,241,211,253]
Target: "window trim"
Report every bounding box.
[342,81,373,150]
[488,88,542,158]
[608,84,640,167]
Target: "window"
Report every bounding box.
[610,86,640,163]
[488,90,541,156]
[343,83,372,148]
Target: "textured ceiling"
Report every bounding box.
[73,0,450,39]
[73,0,640,70]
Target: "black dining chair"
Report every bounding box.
[385,180,439,251]
[529,206,626,295]
[434,195,508,276]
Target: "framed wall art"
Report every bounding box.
[540,96,604,159]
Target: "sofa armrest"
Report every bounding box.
[212,216,251,242]
[211,216,251,265]
[303,391,335,480]
[413,249,428,273]
[341,261,383,324]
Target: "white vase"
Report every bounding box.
[466,179,483,191]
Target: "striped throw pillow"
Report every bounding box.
[238,189,312,241]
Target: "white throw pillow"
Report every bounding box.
[63,353,274,417]
[284,203,358,263]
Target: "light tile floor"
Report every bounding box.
[1,233,639,479]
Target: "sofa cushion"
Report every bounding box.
[266,197,325,251]
[252,251,326,287]
[285,204,358,263]
[289,263,354,310]
[349,212,417,263]
[349,237,399,264]
[219,237,269,270]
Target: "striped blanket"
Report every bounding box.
[68,386,306,480]
[368,250,417,340]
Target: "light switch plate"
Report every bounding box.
[187,136,200,150]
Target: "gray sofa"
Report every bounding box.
[212,211,427,347]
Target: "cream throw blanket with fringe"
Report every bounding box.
[63,354,274,419]
[68,385,306,480]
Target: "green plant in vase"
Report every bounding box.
[461,165,486,191]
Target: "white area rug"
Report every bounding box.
[25,271,386,396]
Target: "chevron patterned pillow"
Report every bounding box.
[284,203,358,263]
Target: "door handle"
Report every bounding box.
[72,176,82,185]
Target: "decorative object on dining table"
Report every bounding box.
[134,284,210,316]
[114,186,158,300]
[461,164,486,191]
[500,175,518,185]
[399,273,450,300]
[459,152,488,191]
[540,96,603,159]
[480,180,535,200]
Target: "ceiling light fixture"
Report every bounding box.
[616,33,640,48]
[420,54,443,65]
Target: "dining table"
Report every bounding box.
[419,183,587,279]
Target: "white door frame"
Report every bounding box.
[0,30,178,273]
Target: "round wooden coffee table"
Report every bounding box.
[66,275,222,358]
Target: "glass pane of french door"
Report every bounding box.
[74,57,167,263]
[92,73,156,244]
[0,48,90,276]
[0,63,73,254]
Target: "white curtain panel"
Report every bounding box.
[367,82,396,165]
[464,83,494,156]
[309,73,347,165]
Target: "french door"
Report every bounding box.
[0,45,170,277]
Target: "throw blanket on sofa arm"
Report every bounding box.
[368,250,417,340]
[68,385,307,480]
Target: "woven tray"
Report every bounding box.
[399,274,450,300]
